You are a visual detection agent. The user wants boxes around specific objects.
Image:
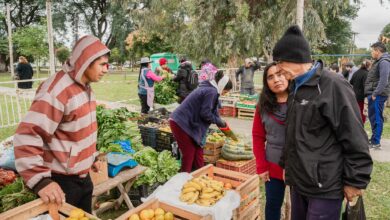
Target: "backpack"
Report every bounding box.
[186,69,199,91]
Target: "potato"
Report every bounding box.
[164,212,174,220]
[129,214,140,220]
[154,208,165,216]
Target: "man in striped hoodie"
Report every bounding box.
[13,35,110,212]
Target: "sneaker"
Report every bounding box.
[371,144,382,150]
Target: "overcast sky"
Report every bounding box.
[352,0,390,49]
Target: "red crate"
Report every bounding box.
[216,158,257,175]
[219,106,237,117]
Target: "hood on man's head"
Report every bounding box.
[62,35,110,85]
[272,25,312,63]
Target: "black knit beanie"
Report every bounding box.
[272,25,312,63]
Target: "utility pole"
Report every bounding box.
[46,0,55,75]
[296,0,304,30]
[6,4,14,78]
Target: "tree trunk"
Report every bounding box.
[227,54,239,68]
[262,46,272,63]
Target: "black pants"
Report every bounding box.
[138,94,150,114]
[51,174,93,213]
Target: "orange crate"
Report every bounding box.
[116,198,212,220]
[191,165,260,220]
[219,106,237,117]
[0,199,100,220]
[216,158,257,175]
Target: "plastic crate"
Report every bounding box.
[139,125,158,147]
[236,101,257,109]
[128,183,160,207]
[219,96,239,107]
[156,130,175,152]
[216,158,256,175]
[219,106,237,117]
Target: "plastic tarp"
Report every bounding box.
[0,136,16,170]
[143,172,240,220]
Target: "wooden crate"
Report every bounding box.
[204,141,224,156]
[216,158,257,175]
[191,164,260,220]
[116,198,212,220]
[237,108,256,120]
[203,154,220,164]
[0,199,100,220]
[90,153,109,186]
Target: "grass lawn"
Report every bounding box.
[365,107,390,139]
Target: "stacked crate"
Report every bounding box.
[216,158,257,175]
[219,96,239,117]
[236,101,257,120]
[203,141,224,164]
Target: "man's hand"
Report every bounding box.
[372,95,376,100]
[344,185,362,202]
[259,171,270,183]
[91,160,103,173]
[38,182,65,205]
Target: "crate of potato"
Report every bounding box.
[216,158,257,175]
[191,164,260,220]
[116,198,212,220]
[0,199,100,220]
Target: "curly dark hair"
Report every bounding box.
[258,62,281,114]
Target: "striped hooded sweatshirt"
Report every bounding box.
[13,35,110,192]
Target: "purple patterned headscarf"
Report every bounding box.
[198,63,218,82]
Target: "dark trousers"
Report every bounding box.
[291,187,342,220]
[357,101,366,124]
[138,94,150,114]
[240,87,255,95]
[265,178,286,220]
[169,120,204,172]
[367,95,388,144]
[51,174,93,213]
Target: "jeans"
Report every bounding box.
[291,187,342,220]
[367,95,388,144]
[240,87,255,95]
[265,178,286,220]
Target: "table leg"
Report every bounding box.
[117,179,135,209]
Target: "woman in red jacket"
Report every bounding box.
[252,63,289,220]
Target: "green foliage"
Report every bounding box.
[0,178,37,212]
[154,78,177,105]
[110,47,122,65]
[133,147,180,187]
[381,23,390,51]
[55,47,70,65]
[96,106,143,152]
[13,25,48,60]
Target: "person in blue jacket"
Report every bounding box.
[169,70,232,172]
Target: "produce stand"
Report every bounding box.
[0,199,100,220]
[91,165,147,216]
[116,198,212,220]
[191,164,260,220]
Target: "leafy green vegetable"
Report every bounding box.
[133,148,180,187]
[154,78,177,105]
[96,106,143,152]
[0,178,37,212]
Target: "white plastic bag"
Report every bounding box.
[143,172,241,220]
[28,214,53,220]
[0,136,16,170]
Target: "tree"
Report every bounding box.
[134,0,359,66]
[55,47,69,65]
[381,23,390,51]
[13,25,48,75]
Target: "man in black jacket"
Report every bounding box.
[350,59,371,124]
[273,25,372,220]
[173,57,195,103]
